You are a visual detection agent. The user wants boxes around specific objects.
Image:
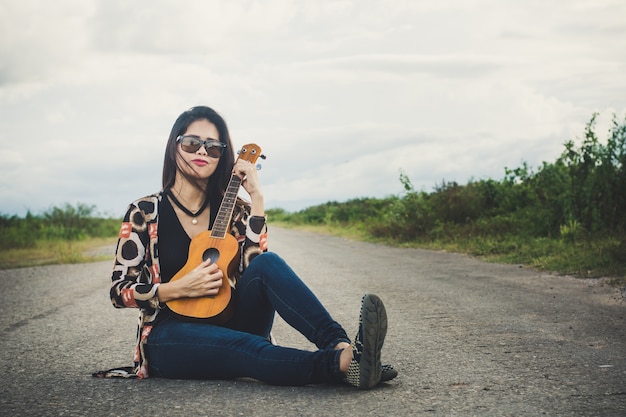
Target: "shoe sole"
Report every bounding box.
[358,294,387,389]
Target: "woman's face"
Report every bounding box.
[176,119,222,180]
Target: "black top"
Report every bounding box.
[158,196,192,284]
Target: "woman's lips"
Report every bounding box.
[192,159,208,166]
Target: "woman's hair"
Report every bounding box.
[162,106,235,198]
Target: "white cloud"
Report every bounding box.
[1,0,625,216]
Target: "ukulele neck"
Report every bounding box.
[210,174,242,239]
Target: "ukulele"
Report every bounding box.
[166,143,265,321]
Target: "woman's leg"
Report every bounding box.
[145,317,344,385]
[145,253,393,388]
[226,252,350,350]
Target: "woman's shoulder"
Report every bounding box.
[126,192,163,216]
[130,191,162,205]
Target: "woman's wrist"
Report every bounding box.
[156,281,181,302]
[249,193,265,217]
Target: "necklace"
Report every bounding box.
[166,189,209,225]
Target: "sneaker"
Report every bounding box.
[345,294,388,389]
[380,363,398,382]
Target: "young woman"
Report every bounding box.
[108,105,396,388]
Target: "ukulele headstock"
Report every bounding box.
[237,144,266,169]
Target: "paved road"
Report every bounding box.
[0,227,624,416]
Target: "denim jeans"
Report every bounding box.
[145,252,351,385]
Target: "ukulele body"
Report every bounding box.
[166,231,240,320]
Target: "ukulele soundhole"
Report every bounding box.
[203,247,220,263]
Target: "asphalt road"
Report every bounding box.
[0,227,624,416]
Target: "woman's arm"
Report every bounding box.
[228,157,268,275]
[231,202,268,277]
[110,201,160,310]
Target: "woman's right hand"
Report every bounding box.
[157,259,224,302]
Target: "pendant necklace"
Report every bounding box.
[166,189,209,225]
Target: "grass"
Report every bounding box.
[273,221,626,287]
[3,221,624,289]
[0,237,117,270]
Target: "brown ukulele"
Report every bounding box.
[166,143,264,320]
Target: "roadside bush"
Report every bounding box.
[277,112,625,278]
[560,113,626,233]
[0,204,120,250]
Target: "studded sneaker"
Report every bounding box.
[345,294,388,389]
[380,363,398,382]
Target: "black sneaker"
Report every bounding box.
[345,294,388,389]
[380,364,398,382]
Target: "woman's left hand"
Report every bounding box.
[234,159,262,198]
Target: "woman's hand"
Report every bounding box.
[233,159,265,216]
[181,259,224,297]
[234,159,262,197]
[157,259,223,302]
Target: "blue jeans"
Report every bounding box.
[145,252,351,385]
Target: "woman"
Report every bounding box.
[108,105,396,388]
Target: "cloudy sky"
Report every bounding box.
[1,0,625,217]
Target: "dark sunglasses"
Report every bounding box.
[176,135,227,158]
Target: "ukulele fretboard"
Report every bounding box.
[210,175,242,239]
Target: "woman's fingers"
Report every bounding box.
[185,259,223,296]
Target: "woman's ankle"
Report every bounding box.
[338,346,353,373]
[334,341,350,351]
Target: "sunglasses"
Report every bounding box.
[176,135,227,158]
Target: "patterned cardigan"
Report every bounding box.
[109,191,268,378]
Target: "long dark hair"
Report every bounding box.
[162,106,235,199]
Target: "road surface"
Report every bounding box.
[0,227,624,416]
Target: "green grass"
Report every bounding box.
[4,221,624,290]
[0,237,117,270]
[273,221,626,287]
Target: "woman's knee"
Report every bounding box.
[249,252,285,270]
